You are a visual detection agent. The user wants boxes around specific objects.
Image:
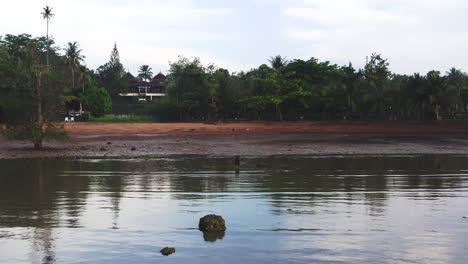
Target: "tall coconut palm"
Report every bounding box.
[65,42,85,90]
[138,65,153,81]
[268,55,289,71]
[78,65,89,92]
[41,6,54,68]
[446,68,466,114]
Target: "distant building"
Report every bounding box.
[119,72,168,102]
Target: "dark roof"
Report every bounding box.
[124,72,138,82]
[152,72,166,81]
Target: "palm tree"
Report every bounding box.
[446,68,466,115]
[65,42,85,90]
[41,6,54,68]
[426,70,449,120]
[268,55,289,71]
[78,65,89,92]
[138,65,153,81]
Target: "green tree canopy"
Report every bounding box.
[95,43,126,96]
[80,84,112,117]
[0,35,68,149]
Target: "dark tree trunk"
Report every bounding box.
[46,20,49,68]
[276,104,283,121]
[35,69,44,150]
[71,67,75,90]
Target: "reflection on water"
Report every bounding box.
[1,155,468,263]
[202,231,225,242]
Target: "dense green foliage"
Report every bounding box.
[149,54,468,121]
[80,84,112,117]
[0,34,69,148]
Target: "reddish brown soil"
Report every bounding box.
[1,121,468,159]
[64,121,468,135]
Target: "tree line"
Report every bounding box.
[2,33,468,125]
[152,55,468,122]
[2,33,468,124]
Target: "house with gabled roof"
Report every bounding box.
[119,72,168,102]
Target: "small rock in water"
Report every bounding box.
[199,214,226,232]
[160,247,176,256]
[131,147,136,151]
[100,147,107,151]
[107,142,112,145]
[463,216,467,219]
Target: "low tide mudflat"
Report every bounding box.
[2,122,468,158]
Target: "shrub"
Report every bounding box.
[80,112,91,121]
[147,97,181,122]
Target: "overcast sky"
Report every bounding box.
[1,0,467,75]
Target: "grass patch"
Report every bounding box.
[87,115,158,123]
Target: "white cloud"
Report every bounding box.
[0,0,238,74]
[283,0,468,73]
[1,0,468,74]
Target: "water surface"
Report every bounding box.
[1,155,468,263]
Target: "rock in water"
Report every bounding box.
[160,247,176,256]
[199,214,226,232]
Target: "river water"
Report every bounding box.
[0,155,467,264]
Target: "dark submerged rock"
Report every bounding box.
[131,147,136,151]
[160,247,176,256]
[203,231,225,242]
[199,214,226,232]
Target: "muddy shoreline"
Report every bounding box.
[1,122,468,159]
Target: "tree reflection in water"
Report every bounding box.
[0,155,467,264]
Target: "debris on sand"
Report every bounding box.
[199,214,226,232]
[160,247,176,256]
[100,147,107,151]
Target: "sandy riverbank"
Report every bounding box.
[1,121,468,159]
